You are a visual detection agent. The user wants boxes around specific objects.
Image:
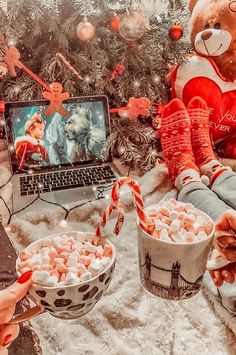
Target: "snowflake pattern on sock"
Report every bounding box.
[160,101,199,183]
[188,97,231,184]
[188,106,215,167]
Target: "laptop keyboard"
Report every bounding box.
[19,165,117,196]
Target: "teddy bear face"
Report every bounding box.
[189,0,236,79]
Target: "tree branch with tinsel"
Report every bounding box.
[0,0,190,172]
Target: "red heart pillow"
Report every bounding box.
[171,55,236,158]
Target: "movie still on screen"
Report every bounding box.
[10,101,107,169]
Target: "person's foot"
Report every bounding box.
[188,96,230,185]
[160,98,200,189]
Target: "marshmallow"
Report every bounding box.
[67,256,77,267]
[197,231,207,240]
[160,207,170,217]
[32,271,50,285]
[103,244,112,258]
[170,219,181,232]
[160,229,170,241]
[19,234,113,287]
[148,199,212,244]
[169,211,179,221]
[80,271,92,281]
[39,247,50,256]
[19,250,33,261]
[100,257,111,267]
[88,259,103,276]
[45,276,58,287]
[79,255,91,266]
[155,220,169,231]
[64,272,78,285]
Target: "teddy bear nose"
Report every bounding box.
[201,30,213,41]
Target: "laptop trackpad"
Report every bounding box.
[53,188,96,205]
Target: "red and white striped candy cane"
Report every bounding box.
[95,177,148,244]
[56,53,83,80]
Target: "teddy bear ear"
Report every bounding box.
[188,0,199,12]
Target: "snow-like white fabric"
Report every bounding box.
[1,140,236,354]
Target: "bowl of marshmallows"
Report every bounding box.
[16,231,116,319]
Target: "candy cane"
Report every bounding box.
[56,53,83,80]
[95,177,149,245]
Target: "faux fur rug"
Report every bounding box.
[1,142,236,353]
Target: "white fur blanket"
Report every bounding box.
[1,142,236,354]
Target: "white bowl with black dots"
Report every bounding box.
[16,231,116,320]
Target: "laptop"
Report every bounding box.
[5,95,119,214]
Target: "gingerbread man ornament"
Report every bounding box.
[4,46,22,77]
[42,82,69,116]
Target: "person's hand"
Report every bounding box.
[0,271,32,352]
[209,210,236,287]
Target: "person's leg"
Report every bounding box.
[160,98,231,219]
[178,182,230,221]
[161,97,236,314]
[210,170,236,210]
[187,97,236,209]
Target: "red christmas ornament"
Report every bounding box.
[111,63,125,80]
[169,24,184,41]
[109,15,120,33]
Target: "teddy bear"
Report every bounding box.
[169,0,236,159]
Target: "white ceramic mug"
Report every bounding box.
[137,205,215,300]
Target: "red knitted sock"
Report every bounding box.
[187,96,215,166]
[188,96,230,184]
[160,98,200,188]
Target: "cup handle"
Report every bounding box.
[7,306,44,325]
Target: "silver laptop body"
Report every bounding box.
[5,95,119,214]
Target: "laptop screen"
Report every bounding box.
[5,96,110,173]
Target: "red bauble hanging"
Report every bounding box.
[109,15,120,33]
[169,24,184,41]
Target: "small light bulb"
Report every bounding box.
[38,183,43,189]
[4,225,11,233]
[84,75,91,83]
[14,86,20,93]
[0,119,6,126]
[7,38,17,47]
[133,80,140,88]
[152,74,161,84]
[59,219,67,228]
[92,186,97,191]
[105,194,109,199]
[28,169,34,174]
[8,144,14,152]
[96,8,102,15]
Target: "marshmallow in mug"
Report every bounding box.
[147,199,214,243]
[18,234,113,287]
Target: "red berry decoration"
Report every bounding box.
[109,15,120,33]
[169,24,184,41]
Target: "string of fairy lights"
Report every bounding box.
[0,157,132,226]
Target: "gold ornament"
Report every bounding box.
[119,9,148,42]
[76,21,95,41]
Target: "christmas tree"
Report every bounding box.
[0,0,191,174]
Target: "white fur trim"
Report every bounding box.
[175,168,201,190]
[14,135,44,146]
[200,175,210,186]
